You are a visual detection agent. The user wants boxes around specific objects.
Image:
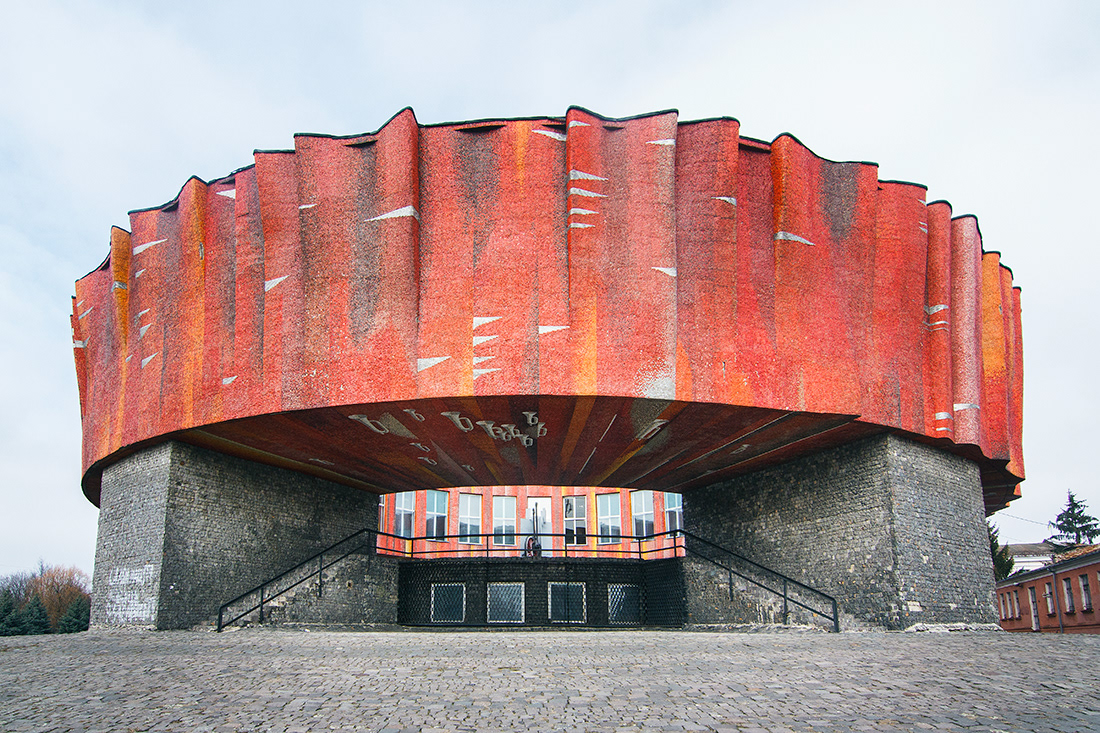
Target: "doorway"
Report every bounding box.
[521,497,553,557]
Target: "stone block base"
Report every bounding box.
[91,441,388,629]
[683,434,997,629]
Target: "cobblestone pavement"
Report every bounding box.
[2,629,1098,733]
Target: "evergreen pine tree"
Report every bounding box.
[57,596,91,633]
[1048,490,1100,547]
[988,521,1015,581]
[21,596,51,635]
[0,592,24,636]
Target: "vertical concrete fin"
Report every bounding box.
[564,108,679,399]
[254,150,302,413]
[871,182,928,433]
[924,201,955,438]
[673,118,740,403]
[950,216,983,446]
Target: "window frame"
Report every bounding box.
[596,493,622,545]
[631,490,654,538]
[563,495,588,545]
[394,491,415,539]
[430,582,466,623]
[1045,581,1056,614]
[458,493,481,544]
[664,492,683,535]
[1063,576,1076,613]
[425,489,448,541]
[492,495,517,546]
[1080,574,1093,612]
[487,582,525,624]
[548,581,586,624]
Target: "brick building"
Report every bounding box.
[996,546,1100,634]
[376,486,682,558]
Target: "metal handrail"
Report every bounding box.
[216,526,839,632]
[674,530,840,632]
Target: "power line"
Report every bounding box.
[998,512,1049,527]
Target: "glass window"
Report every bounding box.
[493,496,516,546]
[631,490,654,538]
[394,491,415,538]
[664,492,683,535]
[999,593,1007,620]
[596,493,621,544]
[1064,577,1076,613]
[563,496,587,545]
[1013,590,1021,619]
[425,490,447,540]
[430,583,465,623]
[548,582,586,623]
[459,493,481,544]
[1080,574,1093,611]
[608,583,641,625]
[1045,582,1055,614]
[487,582,524,623]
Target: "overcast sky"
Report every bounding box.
[1,0,1097,576]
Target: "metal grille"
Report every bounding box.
[487,582,525,623]
[548,582,586,623]
[396,557,685,627]
[608,583,641,625]
[430,583,465,623]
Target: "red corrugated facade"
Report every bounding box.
[72,108,1024,510]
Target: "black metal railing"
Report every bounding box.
[678,532,840,632]
[216,526,839,632]
[217,526,381,631]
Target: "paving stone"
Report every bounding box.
[0,629,1097,732]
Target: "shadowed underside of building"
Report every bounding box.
[72,107,1023,631]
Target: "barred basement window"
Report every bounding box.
[487,582,525,623]
[548,582,586,623]
[430,583,465,623]
[608,583,641,625]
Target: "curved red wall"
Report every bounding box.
[72,108,1023,509]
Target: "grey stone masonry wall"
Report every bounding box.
[91,443,173,628]
[262,553,399,626]
[92,441,383,629]
[683,434,997,629]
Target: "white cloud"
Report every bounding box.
[1,0,1098,574]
